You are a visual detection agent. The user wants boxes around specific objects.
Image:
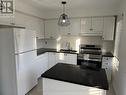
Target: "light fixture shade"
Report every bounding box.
[58,13,70,26]
[0,0,4,10]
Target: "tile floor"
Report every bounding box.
[26,78,115,95]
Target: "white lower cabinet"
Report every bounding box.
[35,53,48,78]
[36,52,77,79]
[43,78,106,95]
[48,52,56,69]
[56,53,77,65]
[102,57,113,81]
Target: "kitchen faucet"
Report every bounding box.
[66,42,71,50]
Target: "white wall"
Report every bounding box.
[0,0,46,25]
[14,12,44,33]
[0,0,45,50]
[44,8,118,19]
[112,0,126,95]
[15,0,46,18]
[118,0,126,94]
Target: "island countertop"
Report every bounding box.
[41,63,109,90]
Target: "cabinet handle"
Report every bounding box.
[105,63,108,65]
[64,53,67,56]
[90,28,93,31]
[10,23,15,25]
[50,36,53,38]
[67,33,71,35]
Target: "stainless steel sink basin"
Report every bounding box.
[60,49,77,53]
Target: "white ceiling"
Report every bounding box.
[23,0,121,11]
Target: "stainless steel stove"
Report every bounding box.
[77,44,102,69]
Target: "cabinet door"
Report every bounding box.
[69,18,80,36]
[56,53,66,63]
[48,52,56,69]
[103,17,115,40]
[105,68,112,81]
[102,57,112,68]
[92,17,103,34]
[56,53,77,65]
[36,20,44,39]
[81,18,91,34]
[45,20,59,39]
[58,18,80,36]
[102,57,113,81]
[36,53,48,78]
[81,17,103,36]
[66,54,77,65]
[59,25,70,36]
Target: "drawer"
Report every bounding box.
[102,57,113,62]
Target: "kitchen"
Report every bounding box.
[0,0,125,95]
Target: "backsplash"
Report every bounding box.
[37,39,56,49]
[37,36,114,53]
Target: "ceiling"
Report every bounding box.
[23,0,121,11]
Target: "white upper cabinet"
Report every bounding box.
[80,18,91,34]
[80,17,103,36]
[59,18,80,36]
[92,17,103,34]
[45,19,59,39]
[45,18,81,37]
[44,17,115,38]
[69,18,81,36]
[59,25,70,36]
[103,17,115,40]
[36,20,44,39]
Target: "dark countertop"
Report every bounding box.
[42,63,109,90]
[37,48,57,55]
[37,48,114,57]
[37,48,78,56]
[102,52,114,57]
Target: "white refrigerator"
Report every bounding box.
[0,26,37,95]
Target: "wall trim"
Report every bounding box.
[15,10,45,20]
[44,15,117,20]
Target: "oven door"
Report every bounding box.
[77,59,102,70]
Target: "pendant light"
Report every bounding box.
[58,1,70,26]
[0,0,4,10]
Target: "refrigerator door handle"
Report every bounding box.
[15,54,20,72]
[14,31,19,54]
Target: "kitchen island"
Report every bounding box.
[41,63,109,95]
